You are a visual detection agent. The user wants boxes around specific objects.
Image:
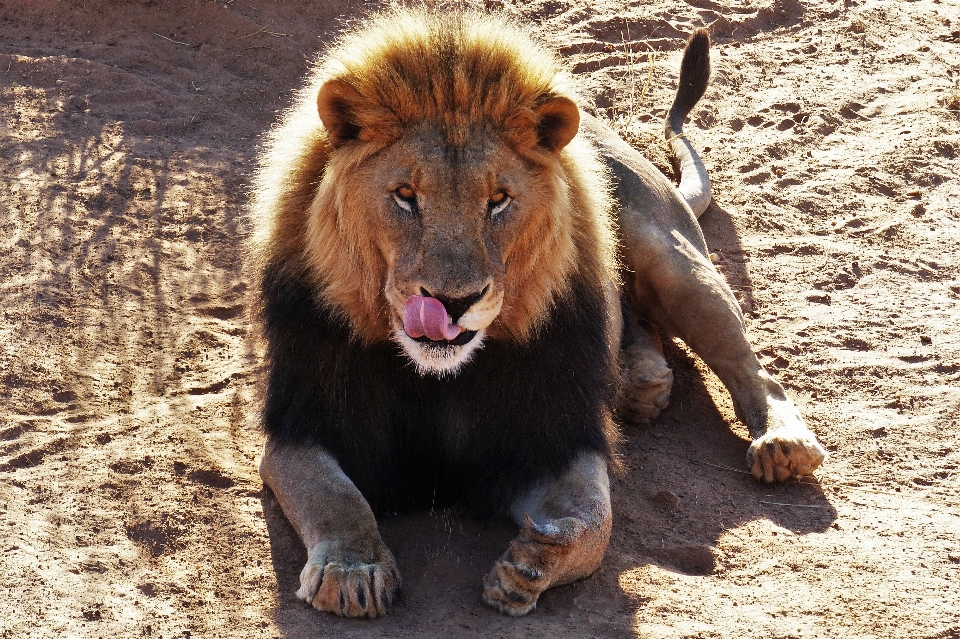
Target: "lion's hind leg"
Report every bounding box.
[617,300,674,426]
[482,451,611,616]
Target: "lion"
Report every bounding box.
[248,8,827,619]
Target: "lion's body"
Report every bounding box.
[250,8,827,619]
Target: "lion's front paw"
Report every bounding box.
[747,427,828,482]
[483,556,548,616]
[482,528,555,616]
[296,539,400,619]
[482,516,592,616]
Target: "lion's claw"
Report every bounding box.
[297,540,400,618]
[747,427,827,482]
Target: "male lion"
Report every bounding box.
[249,9,826,618]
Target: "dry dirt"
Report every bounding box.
[1,0,959,637]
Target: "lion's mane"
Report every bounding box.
[248,9,620,513]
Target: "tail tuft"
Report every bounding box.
[666,29,711,138]
[664,29,713,218]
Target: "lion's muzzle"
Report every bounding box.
[392,283,501,375]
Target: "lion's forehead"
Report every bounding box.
[379,128,527,192]
[408,125,508,163]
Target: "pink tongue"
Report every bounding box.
[403,295,462,342]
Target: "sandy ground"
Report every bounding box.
[1,0,959,637]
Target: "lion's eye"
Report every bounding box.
[488,191,512,219]
[392,185,418,214]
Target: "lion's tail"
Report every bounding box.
[664,29,712,219]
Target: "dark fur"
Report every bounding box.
[259,262,617,515]
[666,29,711,138]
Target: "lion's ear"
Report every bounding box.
[317,79,364,148]
[533,96,580,153]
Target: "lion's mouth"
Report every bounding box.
[412,330,478,347]
[394,295,487,375]
[403,295,467,342]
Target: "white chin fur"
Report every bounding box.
[393,328,486,377]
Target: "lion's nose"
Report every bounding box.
[419,283,490,323]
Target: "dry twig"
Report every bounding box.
[759,500,830,509]
[153,33,192,47]
[692,459,752,475]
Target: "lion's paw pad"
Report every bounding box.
[747,427,828,482]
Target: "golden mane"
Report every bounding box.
[316,10,575,148]
[250,8,617,342]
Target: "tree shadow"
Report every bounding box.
[701,0,807,43]
[0,50,259,634]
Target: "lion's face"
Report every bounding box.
[327,123,575,375]
[373,126,516,374]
